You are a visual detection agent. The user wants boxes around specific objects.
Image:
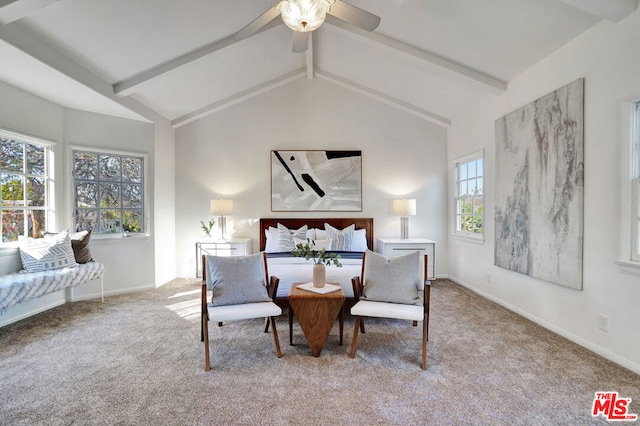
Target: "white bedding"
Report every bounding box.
[267,257,361,299]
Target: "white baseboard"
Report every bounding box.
[448,274,640,376]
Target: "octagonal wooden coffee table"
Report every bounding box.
[288,282,345,357]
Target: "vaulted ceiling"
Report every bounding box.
[0,0,636,128]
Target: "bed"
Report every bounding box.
[259,217,374,311]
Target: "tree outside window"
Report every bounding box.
[1,134,49,243]
[73,149,145,235]
[454,151,484,237]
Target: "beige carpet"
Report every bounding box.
[0,279,638,425]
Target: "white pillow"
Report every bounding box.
[324,223,354,251]
[264,227,279,253]
[351,228,368,252]
[19,229,78,273]
[276,223,308,252]
[314,229,327,240]
[293,237,332,251]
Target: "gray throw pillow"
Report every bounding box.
[324,223,354,251]
[206,254,272,307]
[276,223,308,252]
[363,250,421,305]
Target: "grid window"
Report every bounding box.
[454,151,484,236]
[1,131,51,243]
[632,101,640,261]
[73,149,144,235]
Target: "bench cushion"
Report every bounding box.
[0,261,104,311]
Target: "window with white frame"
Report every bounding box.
[1,130,53,243]
[72,148,145,235]
[454,150,484,237]
[630,101,640,261]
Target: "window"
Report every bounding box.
[630,101,640,261]
[454,150,484,238]
[1,130,52,243]
[72,149,145,235]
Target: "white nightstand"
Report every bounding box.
[195,238,253,277]
[376,238,436,281]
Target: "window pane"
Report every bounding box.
[122,183,142,208]
[28,210,45,238]
[122,157,142,182]
[460,181,468,197]
[26,144,45,176]
[0,138,23,172]
[459,163,467,180]
[100,210,120,233]
[27,177,45,206]
[76,209,97,232]
[123,209,142,233]
[74,152,97,180]
[99,182,121,208]
[2,174,24,207]
[2,209,24,242]
[477,158,484,177]
[477,177,484,195]
[76,182,98,208]
[468,178,477,195]
[99,155,121,181]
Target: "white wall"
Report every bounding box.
[175,78,448,278]
[63,109,156,297]
[448,11,640,373]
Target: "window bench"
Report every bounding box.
[0,261,104,313]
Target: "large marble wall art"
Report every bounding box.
[271,150,362,211]
[494,79,584,289]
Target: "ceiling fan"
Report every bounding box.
[235,0,381,53]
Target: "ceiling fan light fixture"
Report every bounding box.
[279,0,335,33]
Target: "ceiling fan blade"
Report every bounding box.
[292,31,309,53]
[235,3,283,41]
[329,1,381,31]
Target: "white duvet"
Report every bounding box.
[266,257,361,299]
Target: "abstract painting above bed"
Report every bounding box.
[271,150,362,212]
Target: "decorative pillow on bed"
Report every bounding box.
[19,230,78,273]
[363,250,421,305]
[324,223,354,251]
[351,229,368,252]
[206,254,271,307]
[276,223,308,252]
[293,237,332,251]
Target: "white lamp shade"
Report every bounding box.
[210,199,233,216]
[393,199,416,216]
[279,0,335,33]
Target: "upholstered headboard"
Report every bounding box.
[259,218,374,252]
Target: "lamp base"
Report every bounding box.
[400,216,409,239]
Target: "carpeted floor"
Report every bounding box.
[0,279,638,425]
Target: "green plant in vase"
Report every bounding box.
[291,239,341,288]
[200,218,216,239]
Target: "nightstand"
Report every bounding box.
[195,238,253,277]
[376,238,436,281]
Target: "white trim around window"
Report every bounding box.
[453,149,485,242]
[68,145,150,240]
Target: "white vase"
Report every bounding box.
[313,263,326,288]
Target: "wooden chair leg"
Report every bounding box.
[413,320,418,327]
[203,314,211,371]
[218,322,223,327]
[270,316,282,358]
[422,317,428,370]
[349,316,362,358]
[336,304,345,346]
[288,307,294,346]
[360,318,365,334]
[264,317,270,333]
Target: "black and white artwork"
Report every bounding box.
[271,150,362,211]
[494,79,584,290]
